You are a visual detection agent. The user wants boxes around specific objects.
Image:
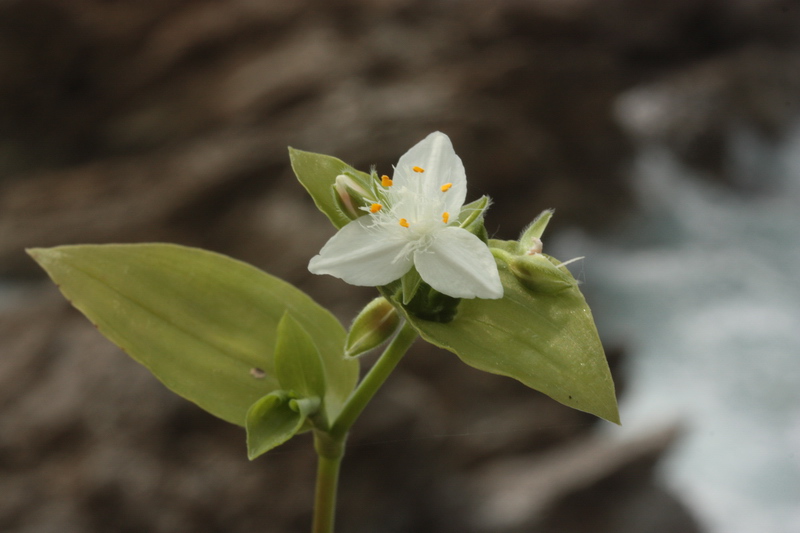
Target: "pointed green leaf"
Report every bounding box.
[27,244,358,426]
[289,147,373,229]
[275,313,327,400]
[246,391,320,459]
[395,260,619,423]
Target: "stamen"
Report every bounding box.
[399,218,410,228]
[381,175,393,187]
[442,212,450,223]
[370,203,383,213]
[412,166,425,173]
[440,183,452,192]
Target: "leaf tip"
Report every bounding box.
[25,247,44,261]
[26,246,64,269]
[246,444,260,461]
[590,396,621,425]
[287,146,305,161]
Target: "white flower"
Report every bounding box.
[308,132,503,299]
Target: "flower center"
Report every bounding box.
[369,163,459,257]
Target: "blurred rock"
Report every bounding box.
[468,425,698,533]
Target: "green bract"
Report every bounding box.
[397,245,618,423]
[246,391,319,460]
[274,313,327,406]
[27,244,359,427]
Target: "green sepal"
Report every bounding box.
[458,195,490,243]
[487,238,518,254]
[245,391,321,460]
[400,267,423,305]
[519,209,554,249]
[384,283,461,324]
[27,244,358,426]
[289,147,373,229]
[275,313,327,404]
[396,263,619,424]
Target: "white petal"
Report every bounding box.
[414,227,503,299]
[308,219,413,286]
[394,132,466,214]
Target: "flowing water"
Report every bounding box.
[553,123,800,533]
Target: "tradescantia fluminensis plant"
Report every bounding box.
[28,132,618,533]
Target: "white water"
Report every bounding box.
[554,124,800,533]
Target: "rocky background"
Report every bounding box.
[2,1,799,532]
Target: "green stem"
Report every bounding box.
[330,320,418,440]
[312,431,344,533]
[310,320,418,533]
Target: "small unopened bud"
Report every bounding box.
[334,174,374,220]
[491,209,581,293]
[345,297,401,358]
[508,253,575,294]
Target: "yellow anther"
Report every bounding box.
[399,218,410,228]
[370,203,383,213]
[381,175,393,187]
[442,212,450,223]
[440,183,452,192]
[412,166,425,173]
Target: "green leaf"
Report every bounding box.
[289,147,373,229]
[395,262,619,424]
[27,244,358,426]
[275,313,327,401]
[246,391,320,460]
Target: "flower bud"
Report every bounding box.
[491,213,579,294]
[507,253,575,293]
[334,173,375,220]
[345,297,401,358]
